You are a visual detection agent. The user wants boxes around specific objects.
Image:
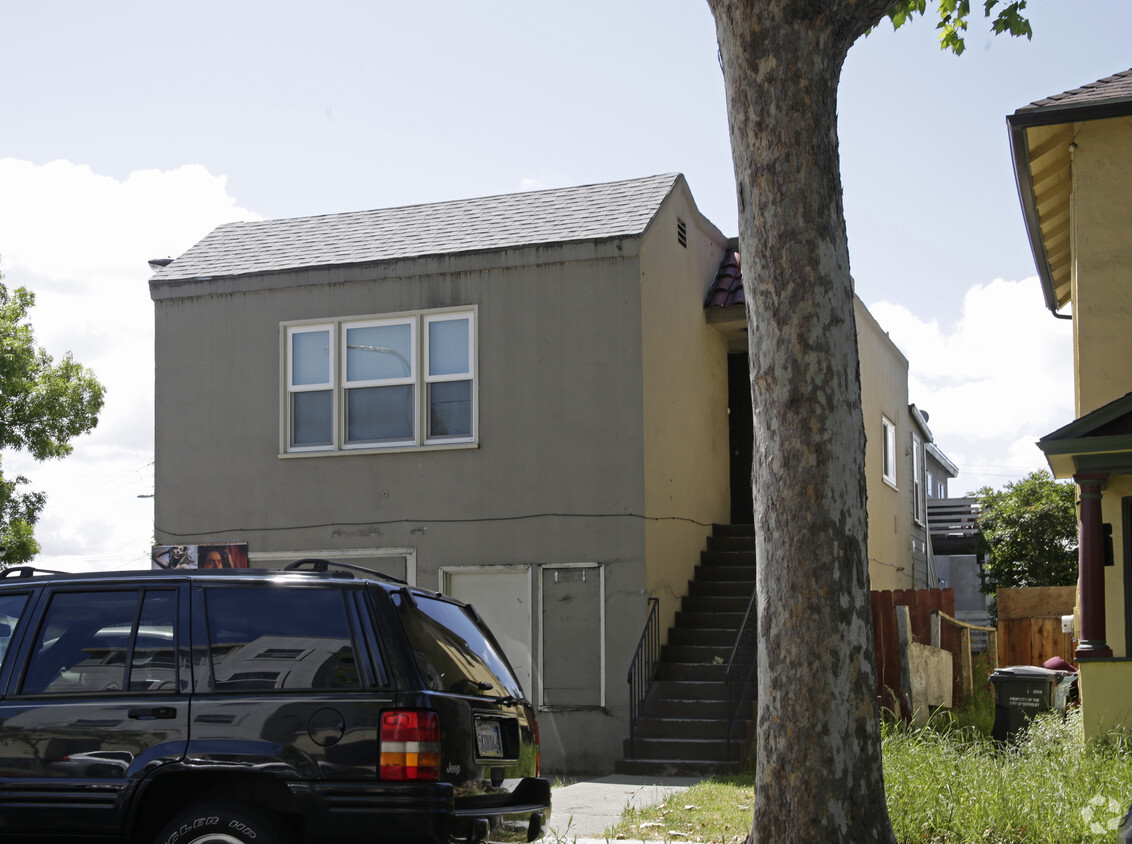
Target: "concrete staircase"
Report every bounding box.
[615,524,756,777]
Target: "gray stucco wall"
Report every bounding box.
[153,239,658,772]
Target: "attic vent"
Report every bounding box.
[676,218,688,248]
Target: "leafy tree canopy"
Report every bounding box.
[885,0,1033,55]
[0,275,106,564]
[975,470,1078,591]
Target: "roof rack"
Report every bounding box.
[0,566,66,579]
[283,558,407,584]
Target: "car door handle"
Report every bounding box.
[129,706,177,720]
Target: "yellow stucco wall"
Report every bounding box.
[640,180,731,638]
[1078,660,1132,739]
[1058,114,1132,735]
[1072,115,1132,416]
[856,300,916,592]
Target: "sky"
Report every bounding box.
[0,0,1128,571]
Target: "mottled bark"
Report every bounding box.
[706,1,896,841]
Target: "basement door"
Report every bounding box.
[441,567,533,701]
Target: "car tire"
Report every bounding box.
[153,803,289,844]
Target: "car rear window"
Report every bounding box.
[396,593,524,700]
[204,587,361,692]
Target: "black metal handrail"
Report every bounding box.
[625,596,661,759]
[724,588,757,763]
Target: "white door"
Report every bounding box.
[442,567,533,700]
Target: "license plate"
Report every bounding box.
[475,718,503,758]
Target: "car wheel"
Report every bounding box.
[153,803,289,844]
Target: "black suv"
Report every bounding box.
[0,561,550,844]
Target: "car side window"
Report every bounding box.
[21,589,177,696]
[0,593,29,670]
[204,587,361,692]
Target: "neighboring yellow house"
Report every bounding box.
[1010,67,1132,737]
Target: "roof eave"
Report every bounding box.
[1007,115,1064,316]
[1008,95,1132,319]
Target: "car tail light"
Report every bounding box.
[380,710,441,781]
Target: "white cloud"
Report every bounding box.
[0,159,259,570]
[868,278,1075,494]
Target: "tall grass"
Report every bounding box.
[603,706,1132,843]
[883,708,1132,842]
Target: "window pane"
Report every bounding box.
[0,594,28,670]
[292,390,333,446]
[23,591,138,695]
[347,385,414,442]
[428,380,471,438]
[292,330,330,386]
[347,323,412,382]
[129,591,177,692]
[205,587,359,692]
[428,318,469,377]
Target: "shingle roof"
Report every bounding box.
[1018,67,1132,113]
[705,249,743,308]
[154,173,682,282]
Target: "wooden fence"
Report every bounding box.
[995,586,1076,667]
[871,587,997,714]
[872,588,955,711]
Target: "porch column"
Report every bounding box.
[1075,473,1112,659]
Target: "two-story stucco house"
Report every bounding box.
[149,173,952,771]
[1010,68,1132,738]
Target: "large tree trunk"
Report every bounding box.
[706,1,896,841]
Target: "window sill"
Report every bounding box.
[280,442,479,459]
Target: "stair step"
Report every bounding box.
[711,523,755,538]
[657,662,726,682]
[614,757,740,777]
[707,534,757,553]
[621,736,739,762]
[681,594,751,614]
[661,643,729,663]
[700,550,757,567]
[667,628,736,647]
[675,610,745,630]
[634,717,734,739]
[694,564,756,582]
[650,680,728,701]
[643,697,730,720]
[688,579,755,598]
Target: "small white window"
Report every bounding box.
[881,416,897,488]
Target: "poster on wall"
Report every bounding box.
[151,543,249,570]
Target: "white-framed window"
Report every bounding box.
[284,308,475,453]
[912,434,925,524]
[881,416,897,488]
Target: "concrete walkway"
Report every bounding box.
[546,774,702,842]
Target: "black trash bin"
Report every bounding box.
[989,665,1069,742]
